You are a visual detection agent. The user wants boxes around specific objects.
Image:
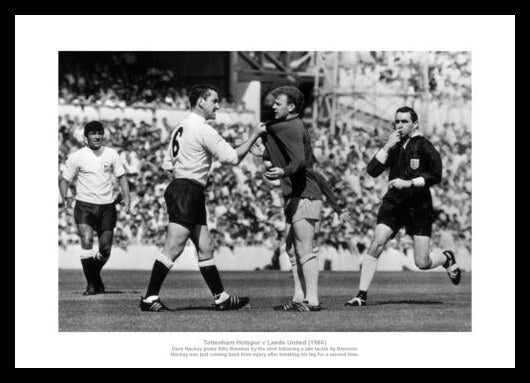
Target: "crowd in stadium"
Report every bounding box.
[340,51,471,100]
[58,115,471,255]
[58,51,471,257]
[60,51,471,109]
[60,55,238,111]
[59,55,187,109]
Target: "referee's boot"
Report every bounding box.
[443,250,462,285]
[140,297,172,312]
[214,295,250,311]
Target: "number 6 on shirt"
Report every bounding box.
[171,127,184,160]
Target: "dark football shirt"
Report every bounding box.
[367,135,442,207]
[262,117,322,201]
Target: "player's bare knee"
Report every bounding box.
[165,243,186,260]
[415,258,432,270]
[294,242,312,259]
[197,246,214,262]
[80,238,94,249]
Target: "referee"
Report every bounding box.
[345,106,462,307]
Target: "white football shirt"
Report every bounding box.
[62,146,126,204]
[163,112,238,186]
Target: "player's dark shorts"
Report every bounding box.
[74,200,117,234]
[164,178,207,228]
[376,200,433,237]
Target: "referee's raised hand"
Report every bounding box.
[384,130,402,151]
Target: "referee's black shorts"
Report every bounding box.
[74,200,117,234]
[164,178,207,229]
[376,199,434,238]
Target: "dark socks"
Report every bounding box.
[94,252,109,273]
[81,258,98,286]
[145,260,171,298]
[199,265,225,298]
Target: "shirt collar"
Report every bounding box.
[402,130,422,148]
[410,130,422,138]
[189,111,206,124]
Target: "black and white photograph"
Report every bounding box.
[57,51,472,332]
[15,15,514,368]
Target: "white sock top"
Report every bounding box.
[144,296,159,303]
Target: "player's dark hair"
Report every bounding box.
[189,84,220,108]
[84,121,104,136]
[395,106,418,123]
[272,86,305,115]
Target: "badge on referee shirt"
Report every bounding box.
[410,159,420,170]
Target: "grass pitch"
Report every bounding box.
[59,270,471,332]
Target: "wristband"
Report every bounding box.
[411,177,425,187]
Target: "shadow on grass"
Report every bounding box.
[171,305,216,311]
[373,300,444,306]
[78,290,139,296]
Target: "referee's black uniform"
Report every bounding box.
[367,134,442,237]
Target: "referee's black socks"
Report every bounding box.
[198,259,225,298]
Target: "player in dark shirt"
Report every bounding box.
[345,106,462,307]
[260,86,325,312]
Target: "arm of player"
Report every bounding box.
[314,170,352,223]
[203,123,266,165]
[59,154,79,211]
[313,170,342,213]
[117,175,131,214]
[58,177,72,212]
[112,151,130,213]
[233,123,267,164]
[249,135,267,158]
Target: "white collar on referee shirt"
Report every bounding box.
[402,130,423,149]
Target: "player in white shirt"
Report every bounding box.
[59,121,131,296]
[140,84,266,312]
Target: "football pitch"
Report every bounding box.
[59,270,471,332]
